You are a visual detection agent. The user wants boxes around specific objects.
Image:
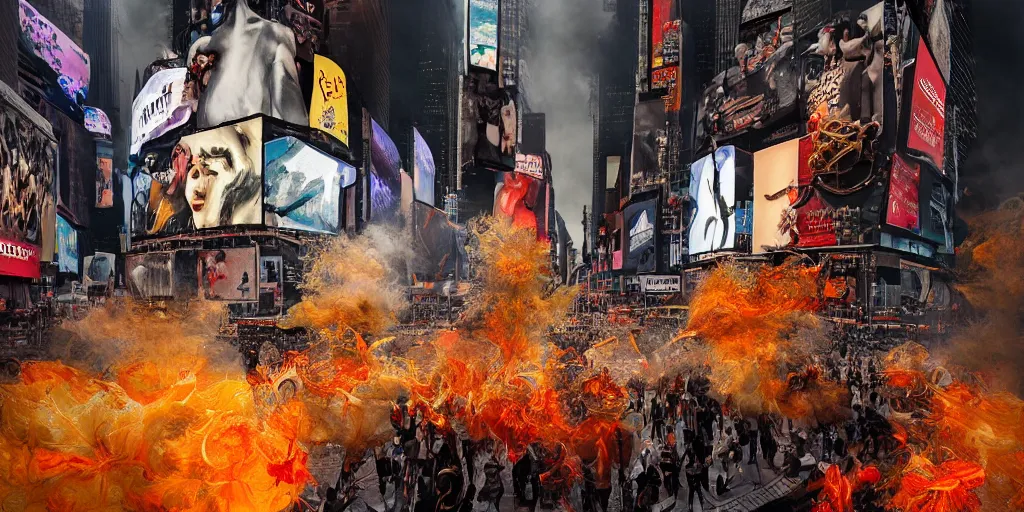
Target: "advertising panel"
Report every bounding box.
[461,73,516,171]
[370,119,402,222]
[650,0,673,71]
[639,275,680,294]
[130,170,153,239]
[907,35,946,172]
[624,198,658,273]
[147,118,263,234]
[494,172,548,241]
[514,154,544,181]
[920,170,952,251]
[630,100,667,192]
[96,143,114,208]
[199,247,258,302]
[310,55,349,146]
[130,68,193,155]
[468,0,499,71]
[752,139,800,252]
[259,255,284,307]
[0,239,41,279]
[83,107,111,137]
[126,252,173,298]
[56,215,78,274]
[18,0,91,106]
[688,146,744,255]
[413,128,436,206]
[264,136,351,233]
[794,192,837,248]
[83,252,115,289]
[886,154,920,233]
[411,202,467,283]
[0,98,57,251]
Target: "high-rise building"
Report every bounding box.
[83,0,123,158]
[327,0,391,128]
[500,0,528,89]
[943,0,976,182]
[714,0,742,74]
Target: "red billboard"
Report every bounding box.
[886,154,920,233]
[0,238,41,279]
[907,35,946,172]
[650,0,673,71]
[795,193,837,248]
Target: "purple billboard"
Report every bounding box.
[370,119,402,222]
[18,0,90,106]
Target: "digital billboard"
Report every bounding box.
[0,97,57,252]
[199,247,258,302]
[907,35,946,172]
[260,255,284,307]
[624,198,658,273]
[794,192,838,249]
[494,172,548,241]
[630,100,667,193]
[18,0,90,106]
[264,136,352,233]
[413,128,436,206]
[130,170,153,240]
[83,252,115,290]
[920,170,952,252]
[0,238,41,279]
[370,119,402,222]
[149,118,263,234]
[468,0,498,71]
[886,154,921,234]
[56,215,78,274]
[752,139,800,253]
[688,146,745,255]
[412,202,468,283]
[96,143,114,208]
[310,55,349,146]
[83,107,111,137]
[131,68,193,155]
[514,154,545,181]
[460,73,516,171]
[127,252,173,298]
[650,0,674,71]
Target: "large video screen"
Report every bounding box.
[630,100,667,193]
[752,139,800,253]
[650,0,674,71]
[886,153,921,234]
[1,101,57,250]
[148,118,263,234]
[494,172,548,241]
[83,252,115,289]
[413,128,436,207]
[96,143,114,208]
[907,35,946,172]
[56,215,78,274]
[127,252,173,298]
[412,202,468,283]
[264,136,353,233]
[199,247,258,302]
[83,107,111,137]
[370,119,402,222]
[18,0,90,106]
[468,0,498,71]
[131,68,193,156]
[689,147,738,255]
[624,198,658,273]
[310,55,349,146]
[461,73,516,171]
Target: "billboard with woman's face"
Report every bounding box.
[199,247,258,302]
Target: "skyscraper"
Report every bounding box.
[714,0,742,74]
[83,0,123,158]
[327,0,391,128]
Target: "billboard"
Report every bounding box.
[57,215,78,274]
[413,128,436,206]
[310,55,349,146]
[83,107,111,137]
[199,247,258,302]
[148,118,263,234]
[0,238,40,279]
[461,73,516,170]
[650,0,674,71]
[886,154,920,234]
[624,198,658,273]
[494,172,548,240]
[411,202,468,283]
[794,192,837,248]
[130,170,153,240]
[920,170,952,252]
[468,0,498,71]
[0,98,57,252]
[130,68,193,155]
[96,143,114,208]
[752,139,800,253]
[264,136,352,233]
[688,146,745,255]
[514,154,544,181]
[83,252,115,290]
[126,252,173,298]
[606,156,621,189]
[630,100,667,192]
[639,275,681,294]
[18,0,90,107]
[259,255,284,307]
[906,35,946,172]
[370,119,402,222]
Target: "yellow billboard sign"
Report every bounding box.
[310,55,349,146]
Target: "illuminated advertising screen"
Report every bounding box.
[461,73,517,170]
[148,118,264,234]
[264,136,352,234]
[83,107,111,137]
[130,170,153,239]
[18,0,90,106]
[96,143,114,208]
[494,172,548,241]
[886,154,921,233]
[412,201,468,283]
[126,252,173,298]
[630,100,667,193]
[199,247,258,302]
[752,139,800,252]
[370,119,402,222]
[907,35,946,172]
[413,128,436,206]
[83,252,115,289]
[688,146,737,255]
[514,154,544,181]
[624,198,658,272]
[468,0,498,71]
[131,68,193,155]
[310,55,349,146]
[56,215,78,274]
[650,0,673,71]
[0,98,57,253]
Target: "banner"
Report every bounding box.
[514,154,544,180]
[886,154,920,233]
[907,35,946,172]
[413,128,436,206]
[468,0,498,71]
[131,68,193,155]
[0,238,41,279]
[639,275,680,293]
[83,107,112,137]
[96,143,114,208]
[310,55,349,146]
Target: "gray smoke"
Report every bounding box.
[115,0,173,140]
[525,0,612,250]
